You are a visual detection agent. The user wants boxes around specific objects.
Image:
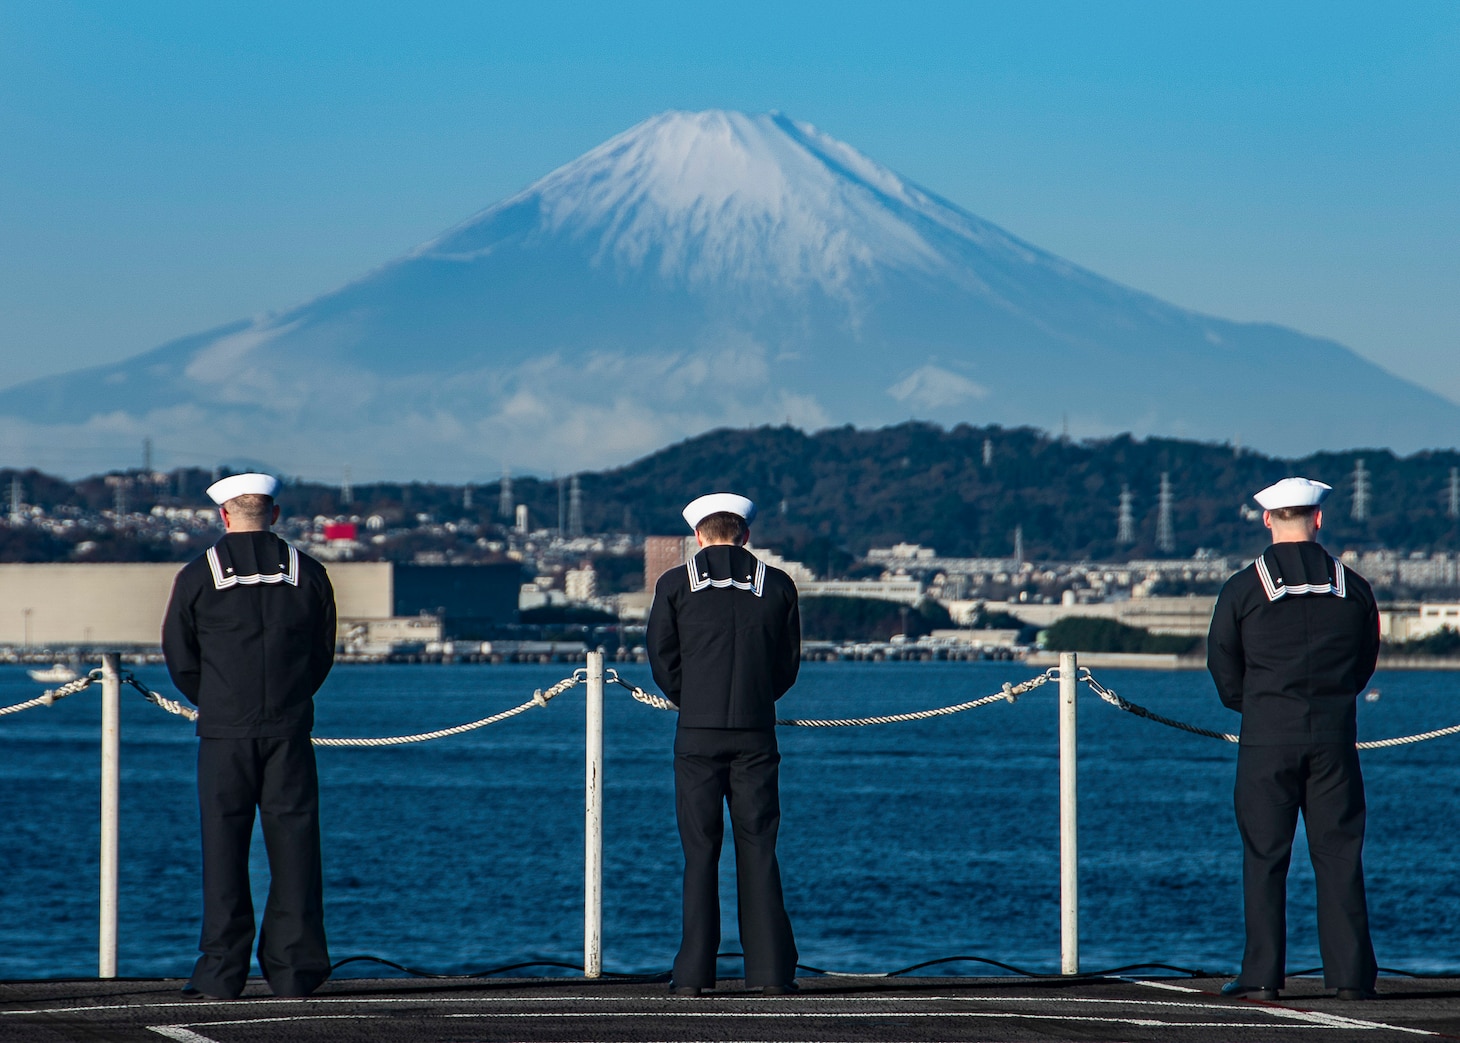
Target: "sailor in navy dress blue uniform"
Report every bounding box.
[162,473,337,1000]
[648,493,801,995]
[1207,477,1380,1001]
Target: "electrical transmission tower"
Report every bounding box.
[462,484,473,511]
[982,438,993,467]
[341,465,353,506]
[1014,525,1024,569]
[1117,484,1135,544]
[568,475,584,538]
[1156,472,1175,553]
[9,476,22,525]
[1352,459,1369,521]
[1449,467,1459,520]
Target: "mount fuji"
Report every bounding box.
[3,109,1457,479]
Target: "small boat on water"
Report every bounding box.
[27,663,79,684]
[1364,688,1382,702]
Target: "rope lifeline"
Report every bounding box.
[1078,667,1460,750]
[0,671,100,717]
[123,670,583,746]
[605,668,1055,727]
[1079,669,1239,743]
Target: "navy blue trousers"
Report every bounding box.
[1234,742,1376,990]
[673,727,797,989]
[192,735,330,998]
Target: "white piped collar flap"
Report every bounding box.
[686,548,766,597]
[206,542,300,591]
[1255,547,1346,602]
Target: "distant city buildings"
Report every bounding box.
[643,535,695,591]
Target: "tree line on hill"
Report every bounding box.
[4,421,1460,566]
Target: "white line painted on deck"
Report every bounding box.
[0,993,1359,1015]
[153,1011,1389,1032]
[1126,979,1434,1036]
[1126,977,1205,993]
[14,989,1438,1039]
[148,1028,220,1043]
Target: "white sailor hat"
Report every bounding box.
[207,472,281,505]
[682,492,757,530]
[1253,477,1331,511]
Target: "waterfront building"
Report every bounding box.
[0,561,520,648]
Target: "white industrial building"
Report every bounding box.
[0,561,518,649]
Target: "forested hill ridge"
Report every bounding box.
[5,423,1460,566]
[573,423,1460,564]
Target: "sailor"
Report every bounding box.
[647,493,801,996]
[162,473,337,1000]
[1208,476,1380,1001]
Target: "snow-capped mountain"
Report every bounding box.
[2,109,1456,479]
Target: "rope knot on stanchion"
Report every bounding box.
[1,668,101,717]
[535,668,587,707]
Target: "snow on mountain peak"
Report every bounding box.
[424,110,949,293]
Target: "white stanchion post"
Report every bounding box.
[1059,651,1078,975]
[99,653,120,979]
[585,651,604,979]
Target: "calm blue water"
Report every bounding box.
[2,661,1459,981]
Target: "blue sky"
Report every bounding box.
[2,1,1457,402]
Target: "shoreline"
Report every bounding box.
[9,650,1460,671]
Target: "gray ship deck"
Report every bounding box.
[4,975,1459,1042]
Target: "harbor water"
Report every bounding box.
[2,661,1458,980]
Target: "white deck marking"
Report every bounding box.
[157,1011,1376,1031]
[0,993,1335,1015]
[1124,977,1205,993]
[1126,978,1434,1036]
[178,1015,386,1028]
[441,1011,1379,1029]
[17,988,1437,1038]
[148,1029,220,1043]
[1263,1006,1435,1035]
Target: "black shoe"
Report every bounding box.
[180,983,231,1001]
[1220,980,1278,1000]
[1336,987,1378,1001]
[670,983,704,996]
[760,982,800,995]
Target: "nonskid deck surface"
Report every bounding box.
[4,977,1460,1043]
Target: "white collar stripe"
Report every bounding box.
[207,544,300,591]
[686,556,766,597]
[1255,555,1281,600]
[1256,553,1346,602]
